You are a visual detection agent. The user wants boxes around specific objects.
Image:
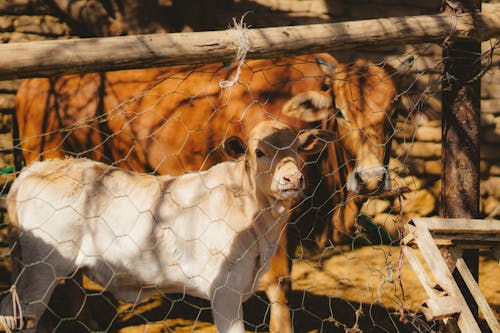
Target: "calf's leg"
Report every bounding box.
[261,231,293,333]
[0,234,77,332]
[211,286,245,333]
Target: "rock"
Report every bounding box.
[0,114,12,133]
[0,80,22,92]
[372,213,406,240]
[480,160,490,174]
[2,31,47,42]
[481,99,500,114]
[482,126,500,144]
[388,157,410,175]
[0,133,12,149]
[482,83,500,99]
[481,114,497,128]
[13,15,70,35]
[392,189,436,216]
[482,196,500,217]
[424,160,441,175]
[0,94,15,111]
[403,157,425,175]
[252,0,334,14]
[415,126,441,142]
[391,174,424,193]
[361,199,390,217]
[428,179,441,198]
[394,121,417,140]
[394,123,441,142]
[481,145,500,161]
[416,118,441,128]
[481,177,500,198]
[490,165,500,176]
[393,141,441,159]
[402,176,424,191]
[0,16,13,31]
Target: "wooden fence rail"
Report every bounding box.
[0,4,498,80]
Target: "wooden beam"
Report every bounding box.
[405,217,499,331]
[0,5,499,80]
[402,246,440,297]
[410,218,500,244]
[412,224,482,332]
[411,218,500,234]
[421,296,462,321]
[455,258,500,332]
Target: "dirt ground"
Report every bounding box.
[1,245,497,333]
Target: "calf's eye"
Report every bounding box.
[255,148,265,158]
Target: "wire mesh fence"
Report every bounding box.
[0,36,498,333]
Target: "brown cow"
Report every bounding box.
[15,53,398,332]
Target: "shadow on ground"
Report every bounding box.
[45,289,433,333]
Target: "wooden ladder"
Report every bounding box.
[403,217,500,333]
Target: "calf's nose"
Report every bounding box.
[282,172,304,189]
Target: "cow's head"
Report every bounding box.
[283,56,397,196]
[223,120,336,201]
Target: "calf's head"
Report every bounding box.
[223,120,336,201]
[282,57,397,196]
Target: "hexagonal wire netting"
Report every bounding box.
[0,24,498,333]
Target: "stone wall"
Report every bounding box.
[0,0,498,229]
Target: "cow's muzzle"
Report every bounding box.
[278,171,304,198]
[347,166,391,195]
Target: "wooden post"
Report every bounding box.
[441,0,482,321]
[12,112,23,175]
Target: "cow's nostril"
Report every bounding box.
[298,174,304,184]
[354,171,364,184]
[282,173,303,188]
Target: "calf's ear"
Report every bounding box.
[223,136,247,159]
[282,91,333,122]
[316,56,337,75]
[298,129,337,155]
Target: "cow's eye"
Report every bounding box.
[255,148,265,158]
[335,107,348,121]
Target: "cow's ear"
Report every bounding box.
[282,91,333,122]
[298,129,337,155]
[223,136,247,159]
[316,56,336,75]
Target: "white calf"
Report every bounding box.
[1,120,335,333]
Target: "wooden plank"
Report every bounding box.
[431,234,500,243]
[402,246,439,296]
[433,238,500,248]
[455,258,500,333]
[411,218,500,234]
[0,7,499,80]
[421,296,462,321]
[403,246,462,320]
[413,224,482,332]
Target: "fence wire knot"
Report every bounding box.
[0,285,23,333]
[219,13,251,89]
